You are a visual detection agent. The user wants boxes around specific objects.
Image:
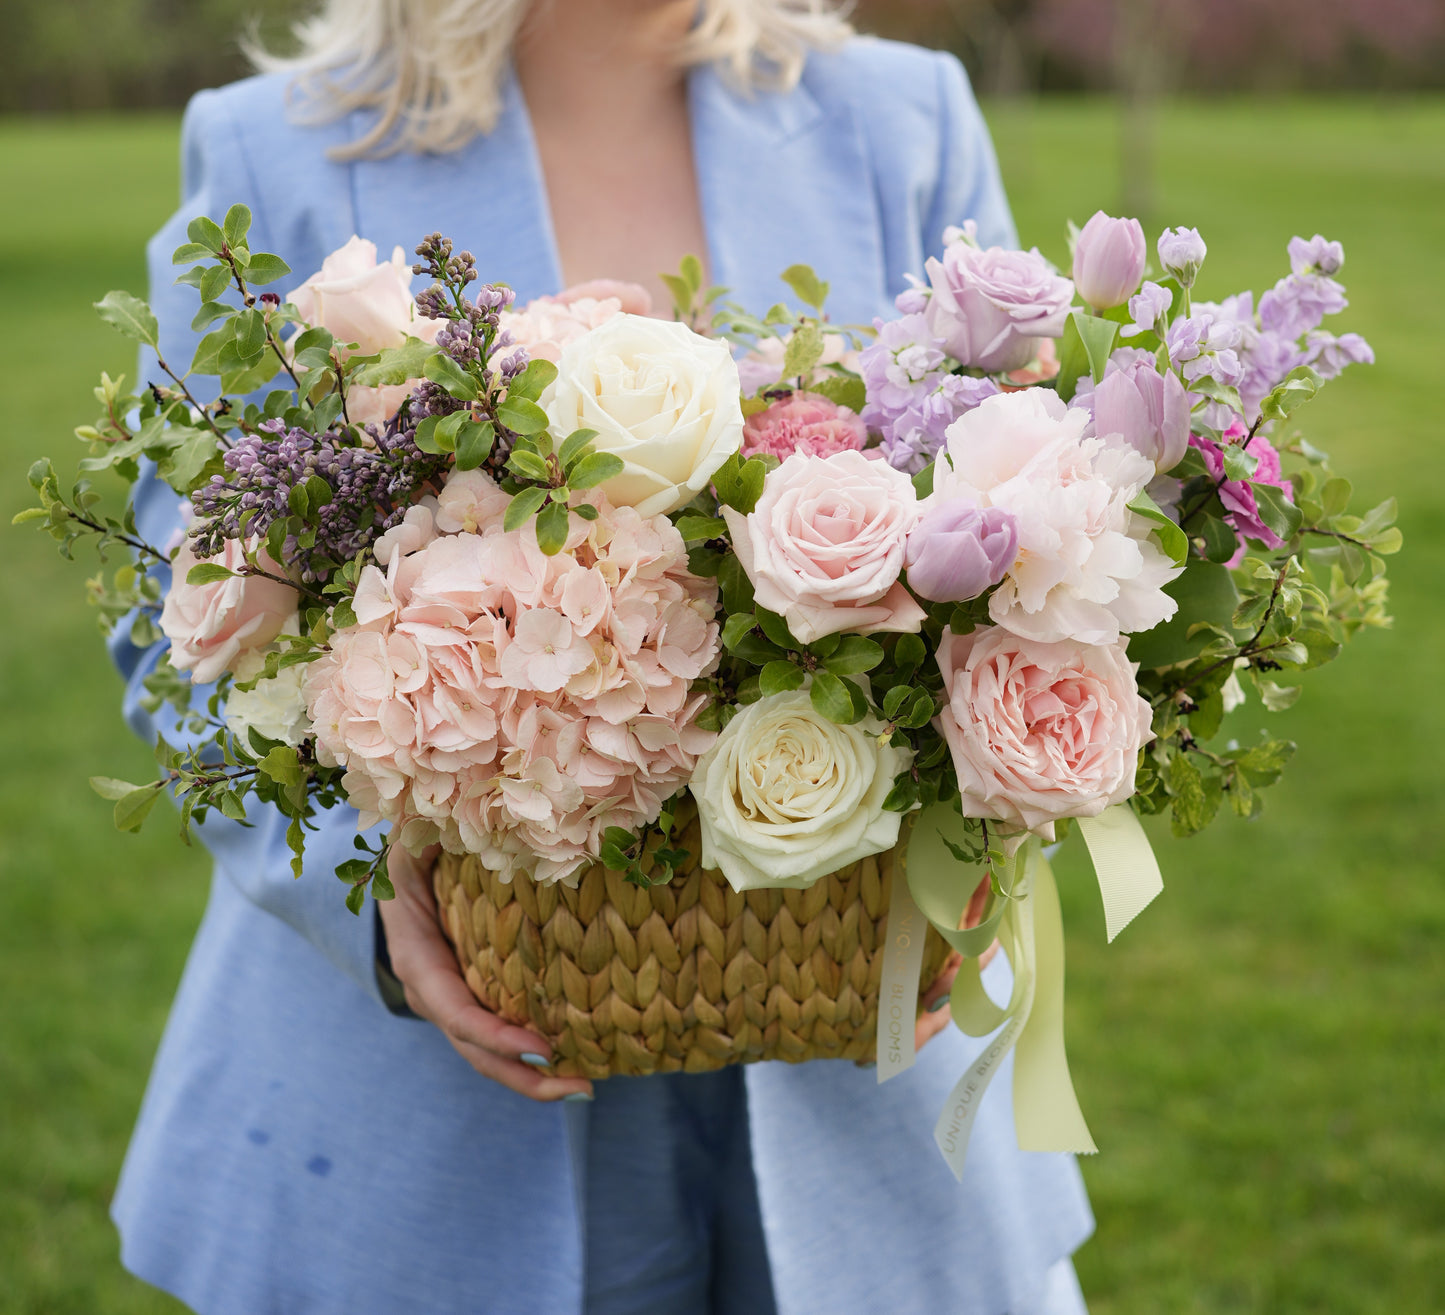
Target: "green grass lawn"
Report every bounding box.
[1,98,1442,1313]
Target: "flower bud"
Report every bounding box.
[1124,281,1173,338]
[904,500,1019,603]
[1072,211,1147,311]
[1157,227,1208,287]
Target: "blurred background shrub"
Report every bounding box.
[2,0,1443,114]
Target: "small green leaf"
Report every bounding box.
[345,884,366,915]
[1258,365,1321,424]
[424,352,480,401]
[186,562,235,585]
[893,632,927,675]
[371,869,395,901]
[351,336,435,387]
[199,264,231,304]
[759,660,805,697]
[260,746,306,788]
[506,358,558,402]
[559,428,598,471]
[674,514,728,543]
[809,671,861,724]
[780,264,830,311]
[503,486,548,532]
[1056,309,1118,402]
[1251,483,1303,541]
[912,463,936,499]
[454,420,495,471]
[171,241,214,265]
[114,784,164,832]
[496,395,549,435]
[781,322,825,382]
[722,613,757,650]
[242,252,291,286]
[187,215,226,253]
[535,500,571,555]
[222,203,252,248]
[567,451,625,491]
[507,448,553,483]
[731,634,785,665]
[810,373,866,413]
[1128,489,1189,567]
[754,608,796,649]
[822,635,884,675]
[91,776,143,801]
[94,291,159,349]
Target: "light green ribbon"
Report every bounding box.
[875,863,929,1084]
[904,803,1162,1179]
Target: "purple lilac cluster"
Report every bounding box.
[857,304,998,475]
[189,420,451,584]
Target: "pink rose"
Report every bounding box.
[722,449,926,644]
[924,242,1075,373]
[501,281,653,364]
[287,236,443,358]
[935,625,1153,835]
[740,391,867,463]
[288,236,444,428]
[160,539,297,684]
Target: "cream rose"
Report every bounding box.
[160,539,298,685]
[935,625,1153,835]
[689,689,911,892]
[543,315,744,517]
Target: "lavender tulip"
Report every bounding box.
[1073,211,1147,311]
[1157,227,1208,287]
[904,500,1019,603]
[1091,348,1191,473]
[923,242,1075,373]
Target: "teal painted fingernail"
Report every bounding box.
[927,996,950,1013]
[564,1091,594,1102]
[520,1053,551,1068]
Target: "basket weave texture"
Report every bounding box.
[432,804,951,1079]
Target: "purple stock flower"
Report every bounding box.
[1165,314,1245,388]
[1090,347,1191,472]
[1123,281,1174,338]
[922,242,1075,373]
[1258,272,1348,341]
[1073,211,1147,311]
[1304,330,1374,379]
[1238,331,1306,417]
[1288,235,1345,276]
[859,314,947,420]
[877,374,1001,475]
[904,501,1019,603]
[1157,227,1207,286]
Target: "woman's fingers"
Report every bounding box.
[379,843,592,1102]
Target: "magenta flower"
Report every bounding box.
[1190,423,1293,563]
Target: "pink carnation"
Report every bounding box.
[740,391,867,463]
[306,474,720,885]
[501,281,653,363]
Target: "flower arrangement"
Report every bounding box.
[20,204,1398,1169]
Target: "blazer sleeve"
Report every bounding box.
[110,90,384,1003]
[923,52,1019,253]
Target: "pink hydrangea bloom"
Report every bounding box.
[740,391,867,462]
[305,473,720,885]
[1189,421,1293,564]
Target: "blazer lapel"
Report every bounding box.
[689,62,888,327]
[349,71,564,304]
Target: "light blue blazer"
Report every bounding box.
[111,37,1093,1315]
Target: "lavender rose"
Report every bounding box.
[923,242,1075,373]
[1072,211,1147,312]
[905,502,1018,603]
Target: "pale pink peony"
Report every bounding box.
[722,449,926,644]
[160,538,298,684]
[740,391,867,462]
[501,281,653,363]
[935,625,1153,836]
[933,389,1182,646]
[306,475,720,885]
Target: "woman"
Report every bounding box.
[111,1,1094,1310]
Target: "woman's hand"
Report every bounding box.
[914,872,1000,1051]
[379,844,593,1102]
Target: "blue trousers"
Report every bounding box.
[574,1069,1088,1315]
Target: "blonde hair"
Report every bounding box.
[249,0,854,160]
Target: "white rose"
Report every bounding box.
[689,689,911,892]
[543,314,744,517]
[225,634,312,748]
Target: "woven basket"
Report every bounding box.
[432,802,952,1079]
